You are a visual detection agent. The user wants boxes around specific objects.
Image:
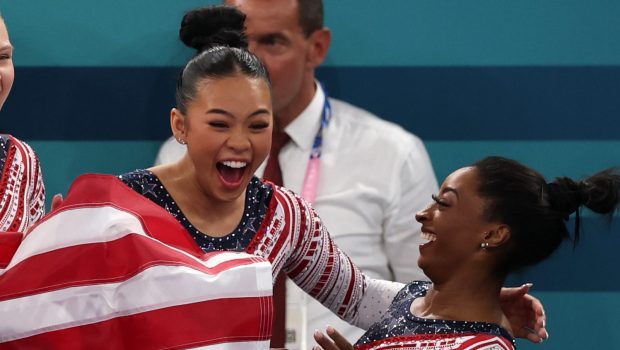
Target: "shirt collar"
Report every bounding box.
[284,82,325,151]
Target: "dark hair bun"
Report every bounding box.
[549,168,620,217]
[547,180,588,217]
[180,6,248,53]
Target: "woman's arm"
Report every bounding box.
[280,189,404,327]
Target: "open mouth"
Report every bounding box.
[420,231,437,246]
[216,160,248,186]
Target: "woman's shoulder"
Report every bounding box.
[117,169,160,193]
[1,134,37,154]
[263,180,303,208]
[0,135,11,165]
[1,134,25,145]
[0,133,13,142]
[118,169,156,182]
[0,134,42,182]
[393,280,431,303]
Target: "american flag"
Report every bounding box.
[0,174,273,349]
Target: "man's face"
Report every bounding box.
[224,0,313,119]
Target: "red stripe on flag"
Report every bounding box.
[1,296,272,350]
[44,174,204,257]
[0,232,23,268]
[0,234,262,301]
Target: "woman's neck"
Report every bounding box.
[151,160,246,236]
[414,272,511,333]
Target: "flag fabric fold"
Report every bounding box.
[0,174,273,349]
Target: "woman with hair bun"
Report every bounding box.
[118,4,374,342]
[314,156,619,350]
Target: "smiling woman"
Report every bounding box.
[114,6,404,347]
[118,5,278,245]
[314,156,619,350]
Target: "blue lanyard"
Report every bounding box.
[300,83,332,203]
[310,88,332,158]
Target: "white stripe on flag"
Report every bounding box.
[5,206,147,271]
[3,206,266,275]
[204,251,264,268]
[0,261,272,342]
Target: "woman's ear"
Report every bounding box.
[483,225,512,248]
[170,108,186,142]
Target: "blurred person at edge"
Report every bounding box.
[0,13,45,234]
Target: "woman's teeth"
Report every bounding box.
[421,232,437,242]
[221,160,247,168]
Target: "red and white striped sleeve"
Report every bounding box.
[20,139,45,228]
[272,186,404,325]
[0,135,45,233]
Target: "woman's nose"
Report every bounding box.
[415,211,426,223]
[415,203,433,223]
[226,130,250,151]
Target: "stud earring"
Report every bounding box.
[176,138,187,145]
[480,242,490,249]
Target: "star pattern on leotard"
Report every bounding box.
[356,281,515,348]
[119,170,273,253]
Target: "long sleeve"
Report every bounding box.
[276,187,405,327]
[350,278,405,330]
[25,142,45,227]
[280,188,365,322]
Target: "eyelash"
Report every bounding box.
[431,194,449,207]
[209,122,269,130]
[250,123,269,130]
[209,121,228,128]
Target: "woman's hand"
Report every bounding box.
[313,326,354,350]
[500,283,549,343]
